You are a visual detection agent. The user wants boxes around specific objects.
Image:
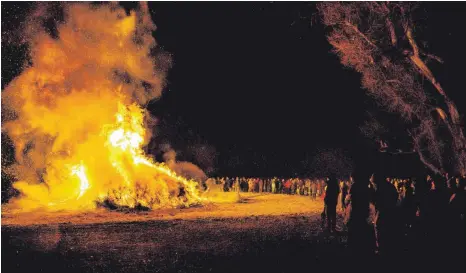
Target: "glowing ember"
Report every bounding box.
[2,3,204,211]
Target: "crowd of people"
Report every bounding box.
[207,177,334,198]
[207,172,465,271]
[324,171,465,272]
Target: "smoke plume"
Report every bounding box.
[1,3,204,211]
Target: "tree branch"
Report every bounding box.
[404,23,419,57]
[380,3,397,47]
[423,53,443,64]
[403,22,461,127]
[413,134,442,174]
[344,21,378,50]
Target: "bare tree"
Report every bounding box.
[318,2,466,175]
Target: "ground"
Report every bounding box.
[2,193,332,273]
[1,193,324,226]
[1,193,459,273]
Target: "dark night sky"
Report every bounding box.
[147,2,366,176]
[2,2,466,177]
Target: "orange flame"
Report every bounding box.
[2,3,204,211]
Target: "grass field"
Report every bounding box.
[2,193,462,273]
[1,193,324,226]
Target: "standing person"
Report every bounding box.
[446,173,457,198]
[271,177,276,193]
[241,177,247,192]
[298,179,304,195]
[372,173,401,256]
[422,174,453,272]
[401,179,416,231]
[414,174,429,223]
[223,177,229,192]
[341,179,349,212]
[324,176,340,232]
[305,179,311,196]
[265,178,271,193]
[290,179,296,195]
[284,179,292,194]
[322,179,328,200]
[316,180,322,197]
[425,174,450,228]
[346,169,377,256]
[248,178,254,193]
[310,180,317,200]
[229,177,234,191]
[322,179,327,197]
[448,176,465,271]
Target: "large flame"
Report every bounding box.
[2,3,204,211]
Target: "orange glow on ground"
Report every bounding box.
[2,193,324,226]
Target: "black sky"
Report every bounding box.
[2,2,466,177]
[145,2,367,176]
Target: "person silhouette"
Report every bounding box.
[423,174,452,271]
[346,168,377,256]
[371,172,401,256]
[324,175,340,232]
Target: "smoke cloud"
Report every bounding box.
[161,145,207,183]
[2,3,169,185]
[1,3,208,211]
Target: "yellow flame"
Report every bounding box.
[2,3,204,212]
[71,163,90,199]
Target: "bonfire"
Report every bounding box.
[2,2,204,211]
